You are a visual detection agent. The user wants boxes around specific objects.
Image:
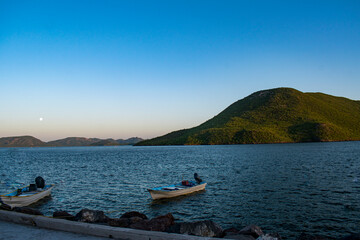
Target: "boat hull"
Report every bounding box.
[1,184,54,208]
[148,182,207,200]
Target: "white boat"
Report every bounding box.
[0,184,55,208]
[148,181,207,200]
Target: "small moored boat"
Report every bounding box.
[0,177,54,208]
[148,173,207,200]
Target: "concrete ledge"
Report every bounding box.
[0,210,220,240]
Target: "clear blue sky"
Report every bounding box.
[1,0,359,141]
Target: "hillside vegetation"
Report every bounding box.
[136,88,360,145]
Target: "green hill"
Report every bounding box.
[136,88,360,145]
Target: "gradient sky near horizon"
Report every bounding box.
[1,1,360,141]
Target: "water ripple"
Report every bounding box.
[0,142,360,238]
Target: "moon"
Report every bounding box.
[39,117,43,121]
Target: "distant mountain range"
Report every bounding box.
[136,87,360,145]
[3,88,360,147]
[0,136,144,148]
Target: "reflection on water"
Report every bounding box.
[1,142,360,238]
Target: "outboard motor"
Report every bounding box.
[194,173,202,184]
[35,176,45,189]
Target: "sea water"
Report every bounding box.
[1,142,359,238]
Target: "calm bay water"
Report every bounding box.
[1,142,360,238]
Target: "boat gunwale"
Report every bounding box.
[148,182,206,192]
[148,182,207,193]
[148,182,207,200]
[1,184,55,198]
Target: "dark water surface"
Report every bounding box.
[1,142,360,239]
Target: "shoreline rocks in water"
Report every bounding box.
[166,220,223,237]
[239,224,264,238]
[120,211,148,220]
[74,208,109,223]
[1,206,359,240]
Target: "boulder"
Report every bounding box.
[129,219,150,230]
[296,233,329,240]
[108,218,131,228]
[53,210,75,221]
[340,233,360,240]
[224,228,245,239]
[75,208,109,223]
[239,225,264,238]
[224,228,241,234]
[129,216,146,224]
[224,234,256,240]
[129,213,175,232]
[166,220,223,237]
[13,207,43,215]
[147,213,175,232]
[120,211,148,220]
[258,233,283,240]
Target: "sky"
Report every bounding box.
[0,1,359,141]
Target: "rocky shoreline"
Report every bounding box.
[1,204,359,240]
